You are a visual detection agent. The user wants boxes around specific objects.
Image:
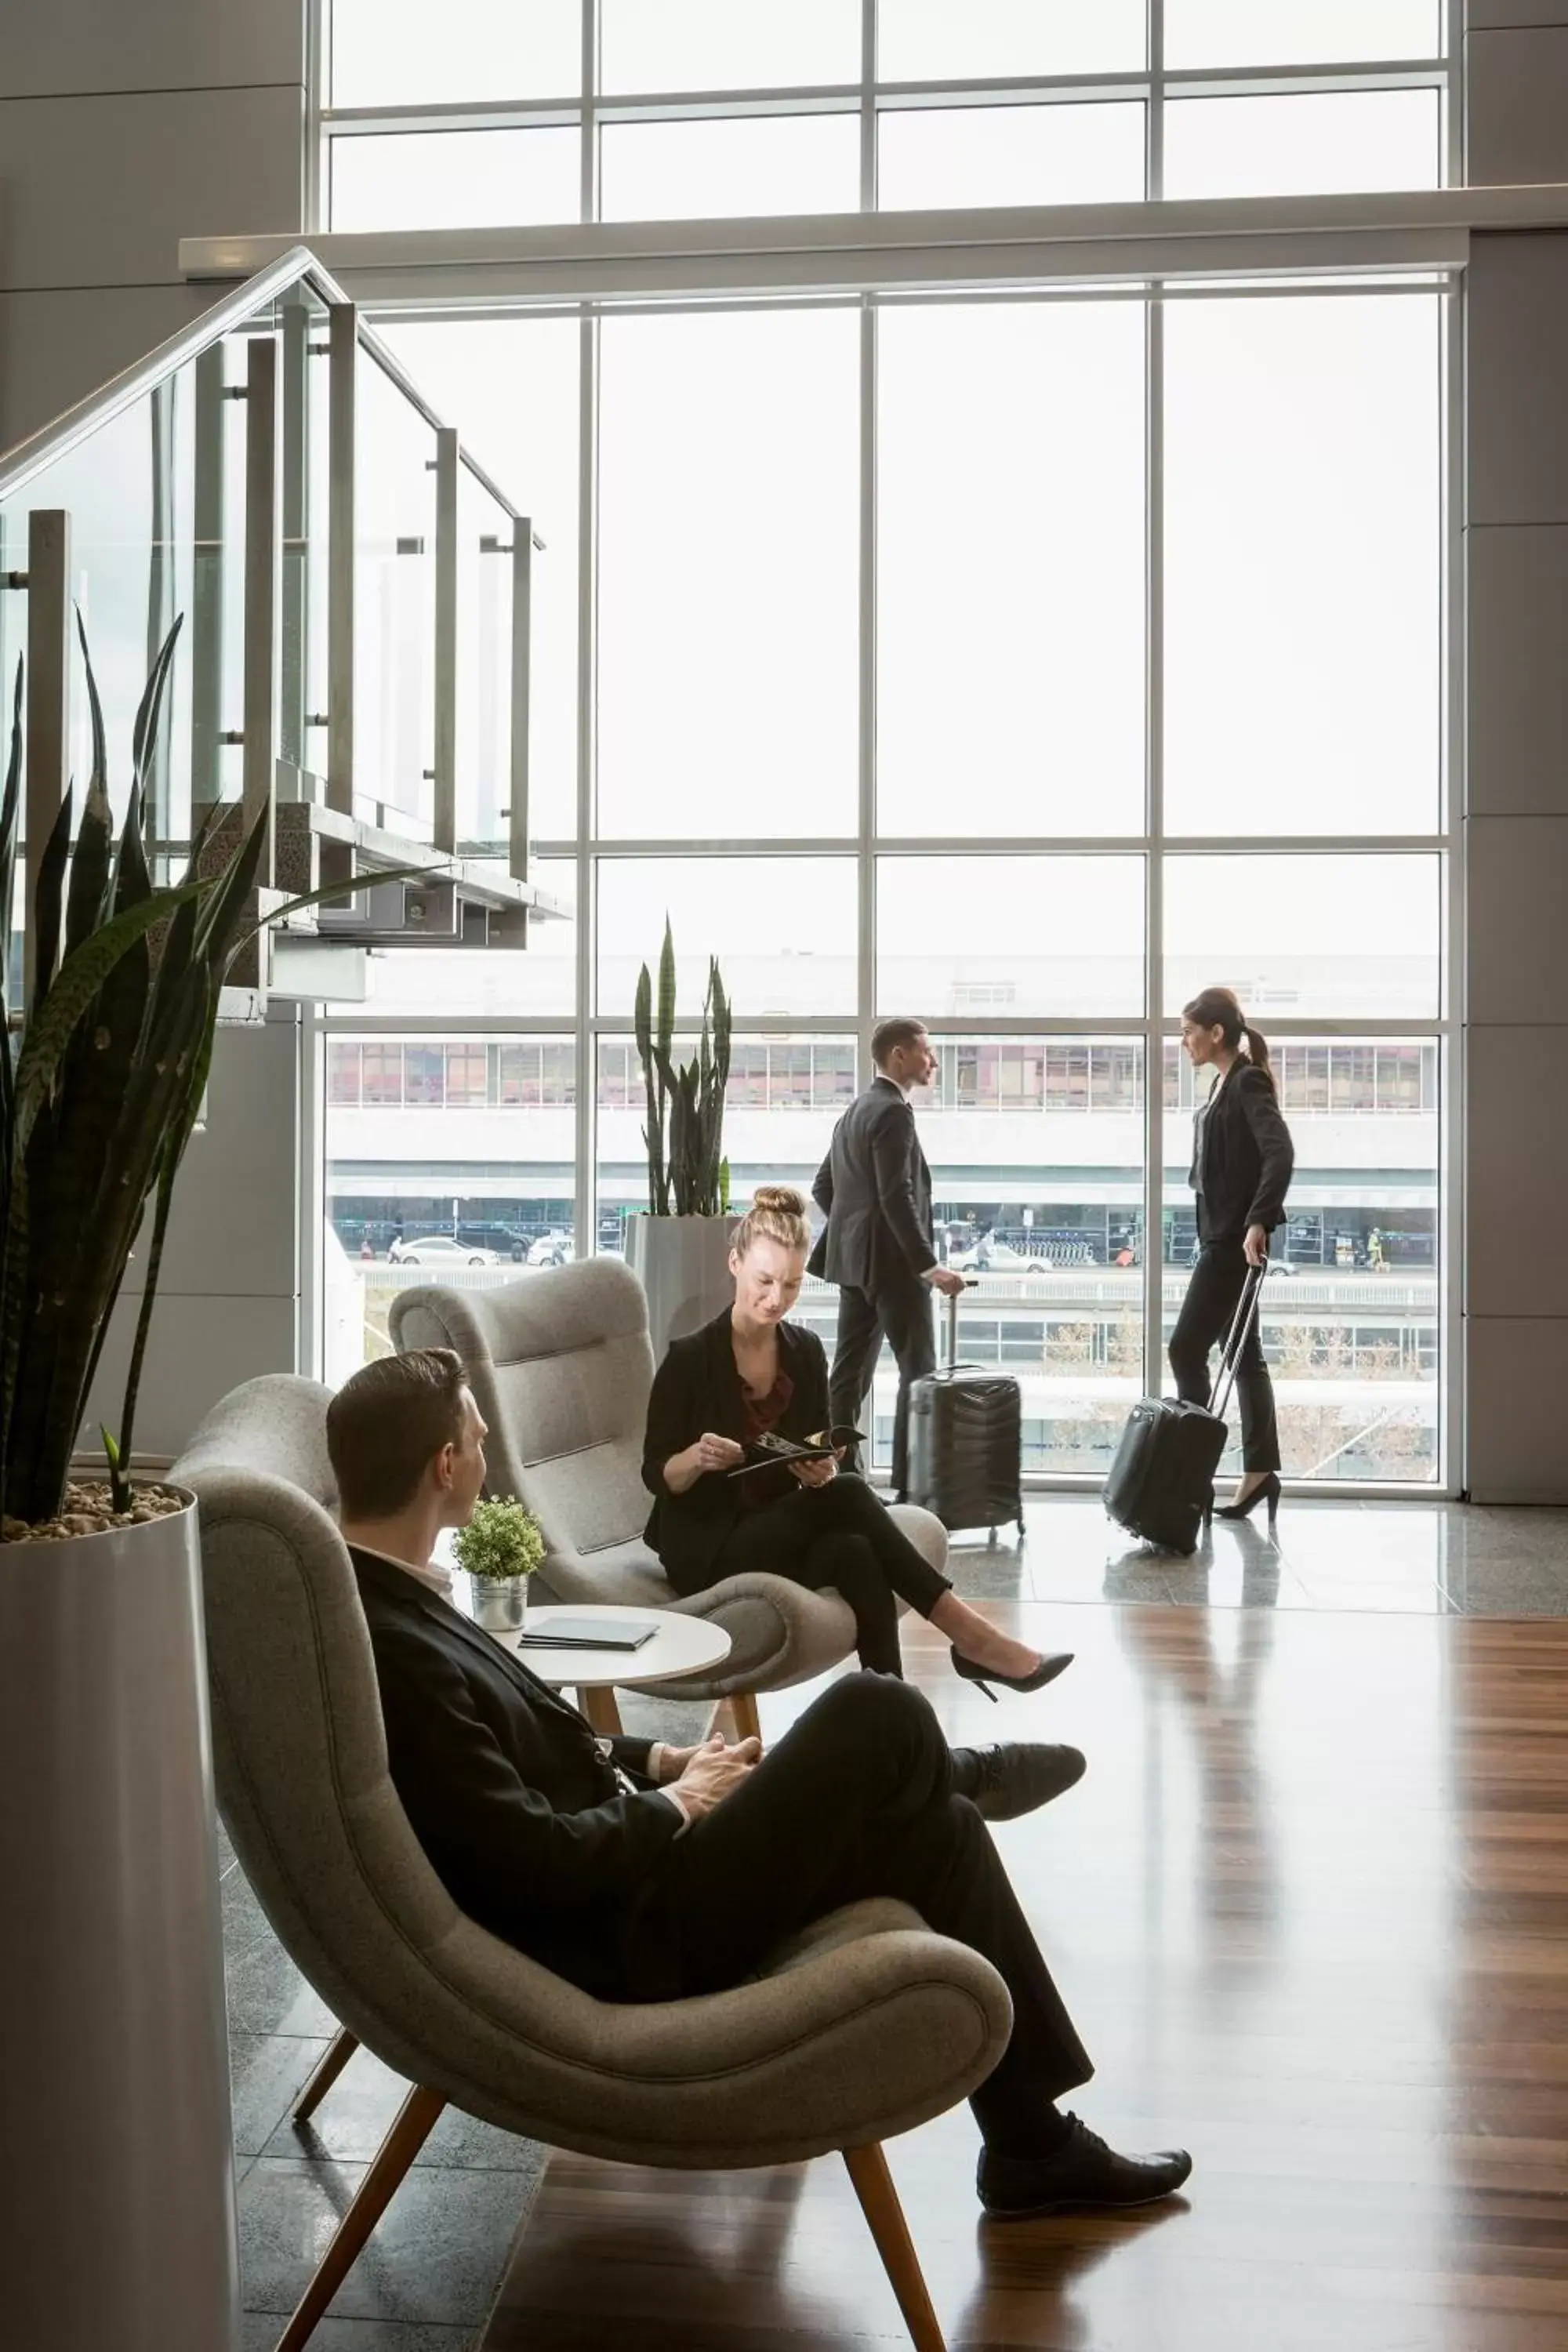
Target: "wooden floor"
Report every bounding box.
[481,1602,1568,2352]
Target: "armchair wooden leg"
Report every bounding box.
[730,1689,761,1744]
[292,2027,358,2122]
[273,2082,446,2352]
[842,2142,946,2352]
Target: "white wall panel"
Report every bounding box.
[0,0,306,99]
[0,85,303,292]
[84,1295,300,1464]
[1467,525,1568,817]
[1467,27,1568,182]
[0,283,220,450]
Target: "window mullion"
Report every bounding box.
[1142,280,1165,1397]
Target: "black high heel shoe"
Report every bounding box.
[1214,1471,1281,1530]
[951,1648,1074,1704]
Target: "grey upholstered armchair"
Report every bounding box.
[389,1258,950,1740]
[173,1380,1010,2352]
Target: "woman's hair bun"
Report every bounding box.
[733,1183,812,1257]
[753,1182,806,1216]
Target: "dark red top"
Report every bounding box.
[737,1367,795,1512]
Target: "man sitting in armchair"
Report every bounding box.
[327,1347,1192,2221]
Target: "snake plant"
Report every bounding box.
[0,617,428,1527]
[632,917,731,1219]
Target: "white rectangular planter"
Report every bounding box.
[0,1496,241,2352]
[625,1213,739,1362]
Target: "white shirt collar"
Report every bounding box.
[349,1540,456,1602]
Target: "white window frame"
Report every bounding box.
[282,1,1483,1491]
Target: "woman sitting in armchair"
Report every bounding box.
[641,1185,1071,1694]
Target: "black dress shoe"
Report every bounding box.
[978,2115,1193,2219]
[949,1743,1087,1822]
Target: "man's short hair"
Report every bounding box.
[871,1016,928,1070]
[326,1348,470,1519]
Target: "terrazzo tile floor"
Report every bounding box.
[227,1491,1568,2350]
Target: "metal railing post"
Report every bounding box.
[190,344,227,817]
[24,508,71,1011]
[433,426,459,855]
[242,333,278,883]
[510,518,532,884]
[327,301,357,818]
[278,292,310,771]
[145,380,176,837]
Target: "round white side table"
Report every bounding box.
[496,1602,731,1736]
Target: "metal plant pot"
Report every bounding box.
[0,1493,240,2351]
[470,1572,531,1632]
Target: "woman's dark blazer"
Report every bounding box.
[641,1308,831,1588]
[1189,1062,1295,1241]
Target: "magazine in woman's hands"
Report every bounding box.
[727,1426,865,1478]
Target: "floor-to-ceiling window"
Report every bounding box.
[318,3,1453,1486]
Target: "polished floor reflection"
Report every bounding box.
[484,1592,1568,2352]
[1008,1492,1568,1616]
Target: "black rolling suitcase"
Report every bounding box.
[907,1287,1025,1540]
[1103,1263,1267,1555]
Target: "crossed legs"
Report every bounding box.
[651,1674,1093,2152]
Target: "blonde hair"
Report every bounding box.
[732,1183,811,1258]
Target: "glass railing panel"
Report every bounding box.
[0,511,28,796]
[0,509,24,1003]
[202,315,288,832]
[354,346,437,840]
[0,373,202,841]
[1,249,535,943]
[456,462,514,857]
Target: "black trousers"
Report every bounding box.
[1168,1238,1280,1474]
[829,1275,936,1499]
[641,1674,1094,2154]
[707,1472,952,1675]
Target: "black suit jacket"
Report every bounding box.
[1189,1063,1294,1240]
[641,1309,831,1588]
[349,1546,683,1997]
[807,1076,936,1291]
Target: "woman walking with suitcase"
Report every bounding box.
[1170,988,1295,1526]
[642,1185,1072,1694]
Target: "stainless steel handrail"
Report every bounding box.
[0,242,524,523]
[356,330,528,527]
[0,246,321,503]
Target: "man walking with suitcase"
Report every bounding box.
[810,1018,965,1501]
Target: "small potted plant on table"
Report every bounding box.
[454,1495,546,1632]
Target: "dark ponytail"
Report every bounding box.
[1182,985,1274,1087]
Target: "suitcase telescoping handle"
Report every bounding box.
[945,1278,979,1369]
[1208,1261,1268,1422]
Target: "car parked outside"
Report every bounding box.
[387,1234,500,1268]
[455,1221,528,1261]
[947,1232,1052,1276]
[525,1230,575,1268]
